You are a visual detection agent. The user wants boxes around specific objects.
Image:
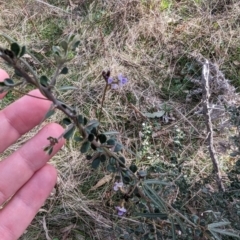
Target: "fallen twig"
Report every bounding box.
[201,59,225,192]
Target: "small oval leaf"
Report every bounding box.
[40,75,49,87]
[19,46,26,57]
[63,126,75,140]
[60,67,68,74]
[11,42,20,56]
[62,118,71,125]
[60,40,68,53]
[4,78,15,86]
[119,157,125,167]
[98,134,107,144]
[129,164,138,173]
[58,86,77,91]
[81,141,90,153]
[107,164,117,172]
[92,158,101,169]
[100,154,107,162]
[107,139,115,146]
[114,143,123,152]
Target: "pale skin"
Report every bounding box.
[0,69,65,240]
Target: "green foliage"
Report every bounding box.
[80,141,91,153]
[40,75,49,87]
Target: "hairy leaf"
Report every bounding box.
[63,126,75,140]
[143,111,165,118]
[10,42,20,56]
[19,46,26,57]
[92,158,101,169]
[98,134,107,144]
[62,118,71,125]
[136,213,168,219]
[58,85,77,91]
[60,67,68,74]
[40,75,49,87]
[129,164,138,173]
[4,78,15,86]
[114,143,123,152]
[80,141,90,153]
[106,164,117,173]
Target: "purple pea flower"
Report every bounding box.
[107,74,128,89]
[107,77,113,84]
[116,206,127,216]
[118,74,128,86]
[113,181,123,191]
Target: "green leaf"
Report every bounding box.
[43,145,53,155]
[114,143,123,152]
[138,170,147,178]
[77,115,83,124]
[88,133,95,142]
[208,222,231,229]
[92,158,101,169]
[102,131,119,135]
[4,78,15,86]
[52,46,61,56]
[80,141,90,153]
[210,229,240,238]
[45,109,55,119]
[60,40,68,53]
[98,134,107,144]
[119,157,125,167]
[129,164,138,173]
[107,139,115,146]
[58,86,77,91]
[123,175,131,184]
[85,120,99,132]
[170,217,177,240]
[109,157,116,165]
[91,143,97,150]
[136,213,168,219]
[107,164,117,172]
[62,118,71,125]
[144,179,172,186]
[100,154,107,162]
[143,184,167,211]
[91,127,97,136]
[14,69,23,77]
[60,67,68,74]
[40,75,49,87]
[72,40,80,50]
[74,136,83,142]
[19,46,26,57]
[143,111,165,118]
[10,42,20,56]
[83,117,88,125]
[63,126,75,140]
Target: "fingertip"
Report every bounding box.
[0,69,9,99]
[40,164,58,188]
[0,69,9,82]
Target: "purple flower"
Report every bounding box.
[111,83,119,89]
[107,77,113,84]
[113,182,123,191]
[116,206,127,216]
[118,74,128,86]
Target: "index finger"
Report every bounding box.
[0,69,9,99]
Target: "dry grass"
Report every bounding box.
[1,0,240,239]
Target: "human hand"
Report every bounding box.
[0,69,65,240]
